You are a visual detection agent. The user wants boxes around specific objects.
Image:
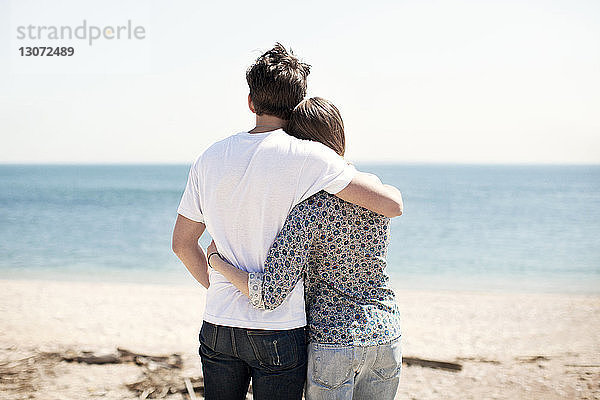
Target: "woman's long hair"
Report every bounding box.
[285,97,345,156]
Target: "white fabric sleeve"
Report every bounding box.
[248,272,266,309]
[176,159,205,223]
[296,142,357,203]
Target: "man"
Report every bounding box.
[172,43,402,400]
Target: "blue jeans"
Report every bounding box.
[305,338,402,400]
[199,321,308,400]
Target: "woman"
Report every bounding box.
[207,97,402,400]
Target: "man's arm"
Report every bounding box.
[298,142,402,218]
[335,171,403,218]
[172,214,210,288]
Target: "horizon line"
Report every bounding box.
[1,161,599,167]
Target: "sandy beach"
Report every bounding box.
[0,278,598,399]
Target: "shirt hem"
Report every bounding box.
[203,313,307,330]
[177,208,205,223]
[308,333,402,347]
[324,164,357,194]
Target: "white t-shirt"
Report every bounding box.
[177,129,356,330]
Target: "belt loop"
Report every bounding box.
[212,322,219,349]
[230,327,238,357]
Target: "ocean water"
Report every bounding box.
[1,164,598,293]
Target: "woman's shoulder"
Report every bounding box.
[299,191,341,209]
[301,191,388,221]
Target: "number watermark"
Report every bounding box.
[19,47,75,57]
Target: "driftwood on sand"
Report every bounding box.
[59,348,465,373]
[61,347,183,370]
[1,347,464,399]
[126,373,205,399]
[60,348,205,399]
[402,357,463,372]
[0,352,61,394]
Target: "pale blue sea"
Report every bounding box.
[1,164,598,293]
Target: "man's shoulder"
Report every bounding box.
[191,132,244,166]
[205,132,244,153]
[203,130,331,158]
[270,130,337,156]
[202,130,306,155]
[282,132,331,153]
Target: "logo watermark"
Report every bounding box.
[16,19,146,46]
[9,0,152,74]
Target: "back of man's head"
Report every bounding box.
[246,43,311,120]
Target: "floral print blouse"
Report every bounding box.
[248,191,401,346]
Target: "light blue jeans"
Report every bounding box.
[306,338,402,400]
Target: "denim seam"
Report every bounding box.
[371,366,402,381]
[246,326,305,336]
[312,343,352,349]
[370,339,402,381]
[212,324,219,349]
[354,347,367,375]
[230,327,239,358]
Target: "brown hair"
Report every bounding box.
[286,97,346,156]
[246,43,311,120]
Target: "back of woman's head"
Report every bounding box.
[285,97,345,156]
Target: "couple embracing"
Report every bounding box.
[172,43,403,400]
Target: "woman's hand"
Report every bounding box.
[207,240,220,270]
[207,240,225,272]
[207,240,218,256]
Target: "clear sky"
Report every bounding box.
[1,0,599,164]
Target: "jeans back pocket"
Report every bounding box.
[310,344,354,389]
[372,338,402,380]
[247,329,303,371]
